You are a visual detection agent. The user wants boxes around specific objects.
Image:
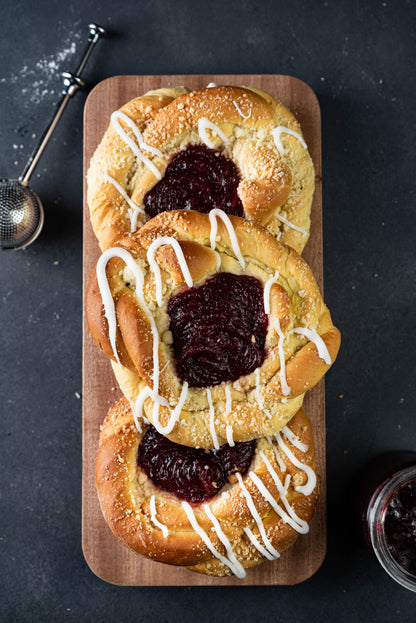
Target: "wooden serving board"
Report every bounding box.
[82,75,324,586]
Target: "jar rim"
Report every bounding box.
[367,464,416,592]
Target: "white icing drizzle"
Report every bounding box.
[225,385,232,414]
[226,425,235,447]
[198,117,229,148]
[275,432,317,496]
[209,208,246,269]
[159,360,170,375]
[281,425,308,453]
[154,381,189,435]
[206,388,220,449]
[271,318,331,400]
[232,100,251,119]
[150,495,169,538]
[266,436,287,472]
[132,393,145,432]
[271,126,307,157]
[134,387,152,432]
[96,247,166,401]
[263,271,280,315]
[282,473,291,497]
[182,501,245,577]
[112,110,163,157]
[134,383,188,436]
[214,250,222,271]
[146,236,194,307]
[257,451,309,534]
[128,208,140,234]
[274,212,308,236]
[203,504,246,578]
[264,274,330,401]
[129,400,145,433]
[103,172,145,233]
[206,82,218,88]
[111,110,162,180]
[96,247,147,367]
[132,414,142,432]
[291,327,331,365]
[250,469,308,535]
[96,244,192,435]
[243,527,277,561]
[273,318,291,396]
[236,473,280,559]
[252,275,283,413]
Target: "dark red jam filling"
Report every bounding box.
[384,479,416,576]
[167,272,268,388]
[143,144,244,218]
[138,426,256,503]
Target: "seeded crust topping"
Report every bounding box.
[85,209,340,449]
[95,398,319,577]
[87,85,314,253]
[85,83,338,580]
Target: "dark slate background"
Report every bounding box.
[1,0,415,621]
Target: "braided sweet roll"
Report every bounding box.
[87,86,189,250]
[95,398,319,577]
[87,85,315,253]
[85,209,340,448]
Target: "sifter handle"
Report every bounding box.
[19,23,106,186]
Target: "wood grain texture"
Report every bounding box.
[82,74,324,586]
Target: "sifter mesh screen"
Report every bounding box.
[0,179,43,249]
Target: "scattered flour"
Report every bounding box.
[0,24,82,168]
[0,27,81,106]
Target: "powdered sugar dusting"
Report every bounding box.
[0,29,81,106]
[0,25,82,171]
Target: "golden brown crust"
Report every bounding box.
[85,210,340,448]
[87,85,314,253]
[87,87,190,250]
[95,398,319,577]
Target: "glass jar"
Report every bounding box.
[365,462,416,591]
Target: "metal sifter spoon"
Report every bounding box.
[0,23,106,250]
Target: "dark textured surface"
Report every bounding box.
[1,0,415,620]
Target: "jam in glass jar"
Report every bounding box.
[364,455,416,592]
